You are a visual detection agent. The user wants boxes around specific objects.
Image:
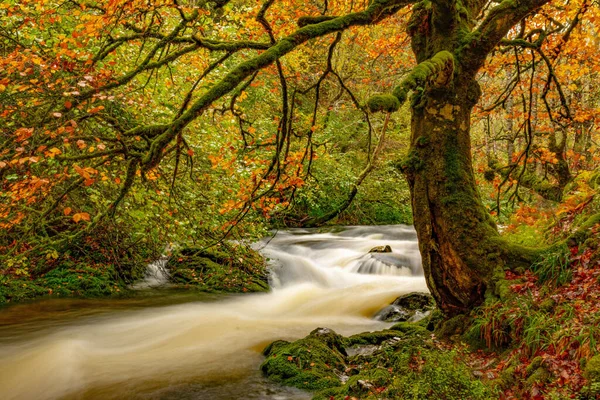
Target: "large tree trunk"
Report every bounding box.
[403,77,535,315]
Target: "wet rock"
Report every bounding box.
[392,292,434,311]
[374,305,412,322]
[374,292,435,322]
[368,245,392,253]
[345,344,380,357]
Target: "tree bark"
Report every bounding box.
[403,77,538,315]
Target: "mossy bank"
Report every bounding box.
[1,243,269,304]
[167,244,269,293]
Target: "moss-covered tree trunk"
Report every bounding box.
[404,77,504,314]
[396,0,549,315]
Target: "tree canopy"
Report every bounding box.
[1,0,599,309]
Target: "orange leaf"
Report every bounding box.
[64,100,72,109]
[64,207,72,216]
[88,106,104,114]
[73,212,90,222]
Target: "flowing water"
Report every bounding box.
[0,225,426,399]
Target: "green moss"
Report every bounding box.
[492,276,516,301]
[526,356,544,377]
[385,347,492,399]
[584,355,600,383]
[538,298,556,313]
[417,307,444,331]
[168,245,269,293]
[392,50,454,104]
[263,320,493,399]
[390,321,430,336]
[260,328,347,390]
[366,94,401,113]
[0,263,126,303]
[436,314,470,338]
[346,330,402,346]
[526,366,551,386]
[397,150,424,174]
[297,15,336,27]
[569,213,600,246]
[499,366,517,388]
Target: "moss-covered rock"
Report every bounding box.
[346,329,402,347]
[167,244,269,293]
[525,356,544,377]
[260,327,347,391]
[374,292,434,322]
[263,319,492,400]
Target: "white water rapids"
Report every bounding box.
[0,225,427,399]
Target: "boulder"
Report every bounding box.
[260,328,347,391]
[374,292,435,322]
[368,245,392,253]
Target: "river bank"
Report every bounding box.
[0,242,269,304]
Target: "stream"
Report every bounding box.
[0,225,427,399]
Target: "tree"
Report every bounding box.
[1,0,596,313]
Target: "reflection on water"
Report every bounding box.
[0,225,426,399]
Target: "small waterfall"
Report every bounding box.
[131,244,175,289]
[130,256,170,289]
